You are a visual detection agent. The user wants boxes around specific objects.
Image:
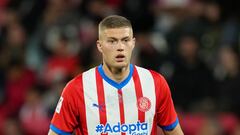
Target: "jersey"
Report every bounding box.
[50,64,179,135]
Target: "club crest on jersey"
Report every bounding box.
[137,97,151,112]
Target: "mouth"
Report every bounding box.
[115,54,125,62]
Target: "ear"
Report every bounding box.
[97,40,103,53]
[132,37,136,49]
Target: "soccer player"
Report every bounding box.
[48,15,184,135]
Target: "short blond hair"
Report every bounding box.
[98,15,133,38]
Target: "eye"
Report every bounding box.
[107,40,113,43]
[123,38,130,43]
[107,40,116,44]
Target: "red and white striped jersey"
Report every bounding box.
[50,64,179,135]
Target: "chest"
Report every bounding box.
[80,78,157,134]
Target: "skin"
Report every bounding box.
[48,130,57,135]
[97,27,135,83]
[48,27,184,135]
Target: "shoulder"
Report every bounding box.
[62,67,96,95]
[134,65,165,81]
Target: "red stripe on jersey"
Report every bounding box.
[150,70,162,135]
[151,115,158,135]
[118,89,125,135]
[95,68,107,135]
[78,75,88,135]
[150,70,161,112]
[132,67,145,122]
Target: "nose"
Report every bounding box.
[117,42,124,52]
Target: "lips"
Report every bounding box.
[116,54,125,58]
[115,54,125,62]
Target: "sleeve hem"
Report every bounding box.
[160,117,179,131]
[50,124,72,135]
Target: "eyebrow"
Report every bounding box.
[107,36,131,40]
[121,37,130,40]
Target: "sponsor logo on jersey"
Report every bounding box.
[56,96,63,113]
[137,97,151,112]
[95,121,148,135]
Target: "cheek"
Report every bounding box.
[102,48,114,57]
[128,46,134,54]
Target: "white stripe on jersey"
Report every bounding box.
[122,78,139,125]
[82,68,100,135]
[136,66,156,133]
[102,80,121,124]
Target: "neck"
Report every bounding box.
[102,64,130,83]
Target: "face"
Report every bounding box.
[97,27,135,69]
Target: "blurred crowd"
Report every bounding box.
[0,0,240,135]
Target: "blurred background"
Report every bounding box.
[0,0,240,134]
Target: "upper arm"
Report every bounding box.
[163,124,184,135]
[154,73,178,129]
[50,78,81,134]
[150,71,180,131]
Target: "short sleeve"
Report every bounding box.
[50,80,79,134]
[156,74,178,131]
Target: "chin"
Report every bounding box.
[113,62,128,68]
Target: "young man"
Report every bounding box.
[48,15,184,135]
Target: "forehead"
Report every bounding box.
[101,27,133,39]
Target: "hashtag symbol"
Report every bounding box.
[95,124,104,133]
